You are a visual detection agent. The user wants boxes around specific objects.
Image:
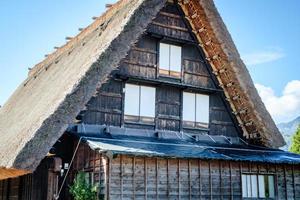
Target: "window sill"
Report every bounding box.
[124,121,155,127]
[183,126,210,132]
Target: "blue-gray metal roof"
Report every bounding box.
[83,136,300,165]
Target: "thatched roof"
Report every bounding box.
[0,0,284,179]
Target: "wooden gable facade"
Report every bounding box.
[79,2,241,138]
[0,1,299,200]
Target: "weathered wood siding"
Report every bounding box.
[80,80,123,127]
[71,143,108,199]
[79,3,240,137]
[0,159,52,200]
[106,154,300,200]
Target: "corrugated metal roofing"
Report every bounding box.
[84,136,300,164]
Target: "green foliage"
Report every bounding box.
[69,172,97,200]
[289,125,300,154]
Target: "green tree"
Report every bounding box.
[69,172,97,200]
[289,125,300,154]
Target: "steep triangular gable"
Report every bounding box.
[0,0,284,180]
[178,0,284,147]
[80,2,242,138]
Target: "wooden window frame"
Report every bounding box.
[124,84,156,125]
[182,92,209,129]
[158,42,182,79]
[242,173,276,200]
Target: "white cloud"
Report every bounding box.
[242,48,285,66]
[255,80,300,123]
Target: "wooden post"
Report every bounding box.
[275,165,279,200]
[120,155,123,200]
[229,162,233,200]
[167,159,170,198]
[144,158,147,200]
[219,161,223,200]
[133,157,136,200]
[292,165,296,200]
[107,158,111,200]
[284,165,288,200]
[188,159,191,200]
[239,162,243,199]
[156,158,158,200]
[209,161,212,200]
[178,159,181,200]
[198,160,202,200]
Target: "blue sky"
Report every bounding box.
[0,1,299,123]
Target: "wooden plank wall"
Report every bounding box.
[71,143,108,199]
[81,80,123,127]
[79,2,241,137]
[0,159,50,200]
[107,155,300,200]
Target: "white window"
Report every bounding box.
[242,174,275,199]
[182,92,209,128]
[159,43,182,77]
[124,84,156,123]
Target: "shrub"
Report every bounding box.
[69,172,97,200]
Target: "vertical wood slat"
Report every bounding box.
[144,158,147,200]
[188,159,191,200]
[107,158,111,200]
[133,157,136,200]
[229,162,233,200]
[239,162,243,199]
[167,159,169,198]
[284,165,288,200]
[100,154,103,197]
[178,159,181,200]
[219,161,223,200]
[198,160,202,200]
[120,155,123,200]
[156,158,158,200]
[275,165,279,200]
[209,161,212,200]
[292,165,296,200]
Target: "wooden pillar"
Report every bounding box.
[178,159,181,200]
[292,165,296,200]
[239,162,243,199]
[133,157,136,200]
[167,159,170,198]
[120,155,123,200]
[107,158,111,200]
[284,165,288,200]
[156,158,158,200]
[219,161,223,200]
[188,159,191,200]
[198,160,202,200]
[229,162,233,200]
[209,161,212,200]
[144,158,147,200]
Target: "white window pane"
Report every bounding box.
[247,175,252,197]
[251,175,258,197]
[159,43,170,70]
[242,175,248,197]
[124,84,139,116]
[268,176,275,198]
[196,94,209,123]
[170,45,181,72]
[258,175,266,198]
[140,86,156,117]
[183,92,195,122]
